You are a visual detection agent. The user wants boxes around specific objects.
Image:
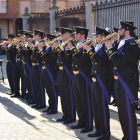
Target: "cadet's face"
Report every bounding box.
[19,34,24,39]
[75,33,81,41]
[8,38,12,42]
[118,28,125,40]
[94,34,102,40]
[61,33,66,42]
[55,31,60,36]
[46,39,51,43]
[25,36,29,41]
[34,34,40,41]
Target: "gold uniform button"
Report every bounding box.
[108,50,112,54]
[92,62,94,64]
[95,63,97,65]
[61,62,62,64]
[76,65,77,67]
[72,65,73,66]
[89,51,93,55]
[95,71,97,73]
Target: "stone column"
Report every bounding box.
[49,0,59,34]
[22,7,30,31]
[84,0,96,38]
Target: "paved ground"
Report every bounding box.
[0,54,140,140]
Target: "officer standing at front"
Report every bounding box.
[105,21,138,140]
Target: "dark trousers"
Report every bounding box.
[24,62,34,99]
[14,62,26,96]
[91,82,110,136]
[57,70,75,121]
[32,65,45,106]
[42,69,58,112]
[6,61,15,93]
[72,74,93,129]
[114,80,138,140]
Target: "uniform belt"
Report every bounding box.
[114,76,118,80]
[73,71,79,75]
[6,60,10,62]
[17,58,20,61]
[42,66,46,69]
[59,66,63,70]
[32,63,36,66]
[32,63,38,66]
[92,77,97,82]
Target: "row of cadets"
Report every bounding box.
[52,28,76,124]
[27,29,46,109]
[83,27,111,139]
[38,34,58,114]
[4,35,16,95]
[66,26,93,133]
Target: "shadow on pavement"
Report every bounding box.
[0,95,38,130]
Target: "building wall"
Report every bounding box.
[0,19,8,38]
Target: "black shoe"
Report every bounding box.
[136,107,140,111]
[9,92,14,95]
[18,95,24,98]
[36,105,46,109]
[96,135,110,140]
[31,103,39,108]
[57,115,68,122]
[80,127,93,133]
[7,91,12,94]
[88,130,102,137]
[137,123,140,126]
[47,110,57,115]
[43,107,51,113]
[26,98,32,102]
[28,101,36,105]
[63,119,76,124]
[71,124,85,129]
[109,99,116,105]
[113,103,117,106]
[22,95,29,100]
[11,94,19,98]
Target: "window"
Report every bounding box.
[0,0,7,13]
[0,28,3,39]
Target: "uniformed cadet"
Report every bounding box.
[3,35,16,96]
[38,34,58,114]
[20,32,34,101]
[66,26,93,133]
[11,30,26,98]
[83,27,111,140]
[28,29,46,109]
[105,21,139,140]
[52,27,76,124]
[109,27,119,106]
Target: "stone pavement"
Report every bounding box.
[0,54,140,140]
